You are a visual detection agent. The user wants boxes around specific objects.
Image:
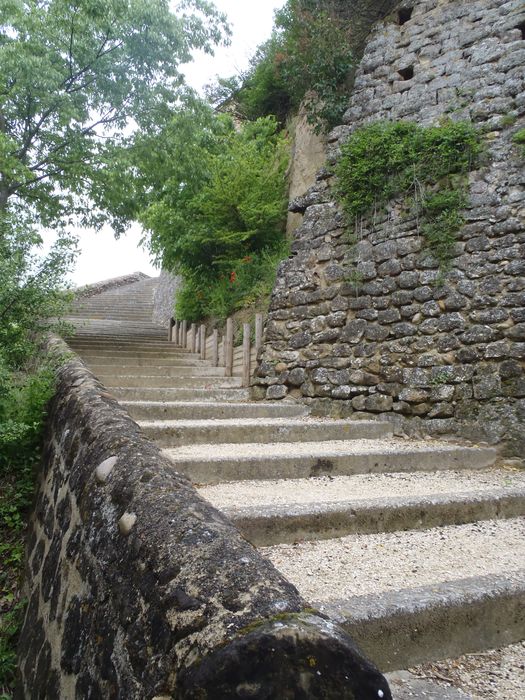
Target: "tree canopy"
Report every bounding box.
[0,0,228,225]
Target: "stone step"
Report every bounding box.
[74,355,209,367]
[68,312,155,320]
[88,364,225,378]
[122,400,309,420]
[111,387,251,402]
[71,347,197,357]
[198,468,525,545]
[144,418,392,448]
[102,375,244,389]
[259,519,525,671]
[164,439,497,484]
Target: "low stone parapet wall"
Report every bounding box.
[75,271,149,299]
[17,336,390,699]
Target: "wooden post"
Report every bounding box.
[191,323,197,353]
[242,322,251,387]
[255,313,264,353]
[225,318,234,377]
[200,324,206,360]
[181,320,188,349]
[212,329,219,367]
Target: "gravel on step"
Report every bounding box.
[261,518,525,600]
[199,468,525,510]
[168,437,471,460]
[408,641,525,699]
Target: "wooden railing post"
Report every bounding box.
[181,320,188,349]
[255,313,264,353]
[242,322,251,387]
[225,318,234,377]
[212,329,219,367]
[200,324,206,360]
[190,323,197,353]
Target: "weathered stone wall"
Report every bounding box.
[255,0,525,457]
[75,271,149,299]
[152,269,180,326]
[17,337,391,698]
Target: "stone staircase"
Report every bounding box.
[66,277,525,697]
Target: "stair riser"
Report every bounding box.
[104,376,243,388]
[169,449,495,485]
[148,422,392,447]
[71,350,199,359]
[334,574,525,671]
[112,388,251,402]
[89,365,225,378]
[229,492,525,546]
[77,357,211,367]
[123,403,309,420]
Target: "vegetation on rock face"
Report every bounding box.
[513,128,525,156]
[208,0,354,132]
[335,120,481,273]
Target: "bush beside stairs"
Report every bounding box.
[66,276,525,695]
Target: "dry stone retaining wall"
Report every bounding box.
[17,338,391,698]
[152,270,181,326]
[255,0,525,457]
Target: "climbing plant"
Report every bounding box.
[335,120,481,272]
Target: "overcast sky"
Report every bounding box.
[45,0,285,287]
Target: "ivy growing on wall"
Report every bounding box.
[335,120,481,273]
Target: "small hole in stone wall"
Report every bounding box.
[398,66,414,81]
[398,7,413,25]
[516,21,525,40]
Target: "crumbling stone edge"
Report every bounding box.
[16,335,392,699]
[75,271,150,299]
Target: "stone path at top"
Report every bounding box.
[67,276,525,699]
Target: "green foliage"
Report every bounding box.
[0,0,229,227]
[208,0,353,132]
[139,108,290,322]
[335,120,481,271]
[513,128,525,156]
[0,212,74,696]
[175,241,290,322]
[0,215,76,368]
[0,355,58,696]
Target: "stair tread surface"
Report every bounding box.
[199,468,525,510]
[260,518,525,603]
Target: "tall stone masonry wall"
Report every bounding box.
[255,0,525,457]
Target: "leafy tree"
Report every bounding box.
[0,0,229,225]
[137,104,290,320]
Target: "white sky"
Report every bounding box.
[44,0,285,287]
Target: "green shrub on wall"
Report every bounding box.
[335,119,481,272]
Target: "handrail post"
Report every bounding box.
[181,320,188,349]
[190,323,197,354]
[174,320,180,345]
[242,323,251,387]
[225,318,234,377]
[200,324,207,360]
[255,313,264,354]
[212,329,219,367]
